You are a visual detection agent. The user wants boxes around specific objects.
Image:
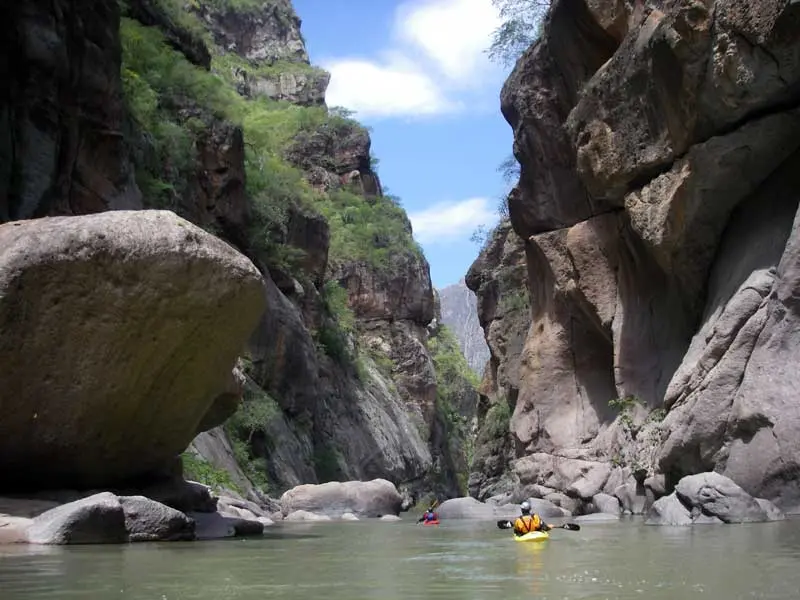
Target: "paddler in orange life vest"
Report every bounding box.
[513,501,551,536]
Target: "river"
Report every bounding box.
[1,517,798,599]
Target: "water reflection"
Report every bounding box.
[1,518,800,600]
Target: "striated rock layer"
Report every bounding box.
[469,0,800,512]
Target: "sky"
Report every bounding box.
[292,0,514,288]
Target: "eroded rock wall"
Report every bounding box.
[470,0,800,511]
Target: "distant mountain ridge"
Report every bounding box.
[438,279,490,376]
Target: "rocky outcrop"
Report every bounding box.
[279,479,403,518]
[646,472,785,525]
[0,0,472,522]
[470,0,800,512]
[197,0,330,106]
[466,221,530,499]
[0,211,265,490]
[0,0,141,222]
[438,279,491,375]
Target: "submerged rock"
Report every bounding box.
[280,479,403,518]
[284,510,332,522]
[0,211,266,491]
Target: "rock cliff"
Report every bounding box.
[469,0,800,512]
[0,0,476,508]
[438,279,491,376]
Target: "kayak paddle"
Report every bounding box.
[496,520,580,531]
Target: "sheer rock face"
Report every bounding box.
[0,0,141,223]
[470,0,800,511]
[438,279,491,376]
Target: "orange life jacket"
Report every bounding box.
[514,514,541,534]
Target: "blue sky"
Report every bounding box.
[292,0,513,288]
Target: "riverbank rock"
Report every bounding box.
[0,211,266,491]
[280,479,402,518]
[120,496,195,542]
[134,478,218,514]
[0,517,33,544]
[284,510,332,522]
[189,510,265,538]
[26,493,127,544]
[592,493,621,515]
[437,497,496,519]
[380,515,402,522]
[646,473,786,526]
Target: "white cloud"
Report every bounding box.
[321,0,503,119]
[408,197,498,244]
[323,58,455,118]
[396,0,501,84]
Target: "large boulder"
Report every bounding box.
[0,211,266,490]
[280,479,403,518]
[646,473,785,525]
[436,497,496,520]
[26,492,127,544]
[119,496,195,542]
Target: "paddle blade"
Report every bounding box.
[560,523,581,531]
[497,520,513,530]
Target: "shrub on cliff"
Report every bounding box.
[488,0,549,66]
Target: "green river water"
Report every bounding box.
[1,517,799,599]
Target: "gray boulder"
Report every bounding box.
[137,478,218,513]
[189,511,264,539]
[380,515,402,522]
[0,211,266,490]
[27,492,127,544]
[280,479,402,518]
[675,473,784,524]
[575,513,620,523]
[437,497,496,519]
[615,483,646,515]
[645,494,693,526]
[646,473,785,525]
[119,496,195,542]
[592,493,621,515]
[284,510,332,522]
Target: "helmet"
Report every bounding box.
[520,501,531,514]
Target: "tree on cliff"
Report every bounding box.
[487,0,549,66]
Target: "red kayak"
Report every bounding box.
[422,520,440,526]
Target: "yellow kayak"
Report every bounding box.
[513,531,549,543]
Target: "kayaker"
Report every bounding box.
[418,508,438,523]
[513,501,551,536]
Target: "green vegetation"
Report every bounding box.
[121,13,420,276]
[484,399,512,439]
[488,0,550,66]
[499,288,530,313]
[313,444,344,482]
[609,395,641,432]
[429,325,479,473]
[318,190,422,270]
[316,281,357,364]
[213,52,325,88]
[181,452,242,493]
[121,18,235,209]
[224,383,281,490]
